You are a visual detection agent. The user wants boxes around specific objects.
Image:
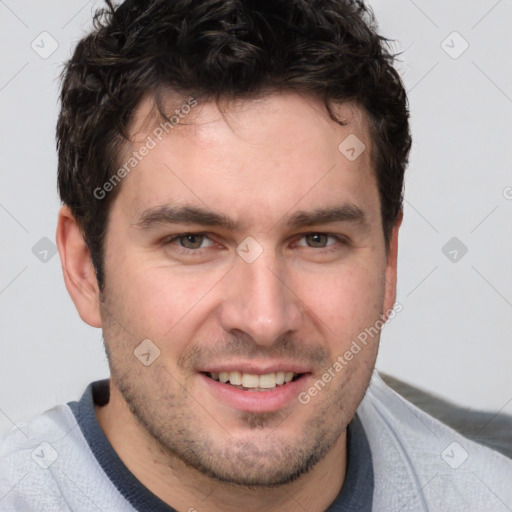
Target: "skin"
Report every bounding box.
[57,91,401,511]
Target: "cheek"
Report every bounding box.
[104,252,226,340]
[291,258,385,340]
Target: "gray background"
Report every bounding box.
[1,0,511,436]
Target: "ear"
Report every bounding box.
[56,206,102,327]
[382,210,403,320]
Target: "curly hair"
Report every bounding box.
[57,0,411,289]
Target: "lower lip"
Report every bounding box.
[199,373,311,413]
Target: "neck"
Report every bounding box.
[96,383,347,512]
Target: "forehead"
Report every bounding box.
[130,91,372,157]
[113,91,379,231]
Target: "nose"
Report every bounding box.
[219,249,303,347]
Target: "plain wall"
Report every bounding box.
[1,0,511,436]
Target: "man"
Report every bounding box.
[1,0,511,510]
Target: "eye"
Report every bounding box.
[166,233,214,250]
[304,233,329,248]
[297,233,342,248]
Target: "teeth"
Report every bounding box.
[208,371,299,389]
[259,373,276,388]
[228,371,242,385]
[241,373,259,388]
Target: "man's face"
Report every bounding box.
[99,92,397,486]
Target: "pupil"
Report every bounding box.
[307,233,327,247]
[181,234,203,249]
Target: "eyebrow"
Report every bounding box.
[135,205,238,231]
[285,204,367,229]
[134,203,368,231]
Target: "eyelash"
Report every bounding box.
[162,232,349,255]
[163,233,214,252]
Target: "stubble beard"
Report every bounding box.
[107,352,350,488]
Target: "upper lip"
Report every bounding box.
[198,361,312,375]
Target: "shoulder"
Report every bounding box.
[358,371,512,511]
[0,404,78,511]
[0,394,131,512]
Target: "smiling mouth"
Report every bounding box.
[203,371,304,391]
